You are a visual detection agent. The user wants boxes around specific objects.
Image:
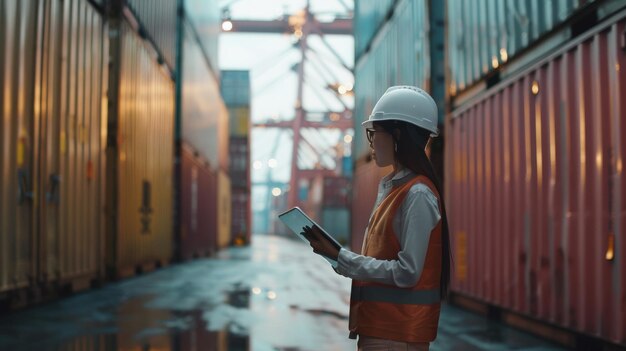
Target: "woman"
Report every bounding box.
[302,86,451,351]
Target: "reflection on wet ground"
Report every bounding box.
[0,234,568,351]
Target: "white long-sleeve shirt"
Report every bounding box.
[336,168,441,288]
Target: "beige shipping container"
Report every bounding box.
[107,21,175,277]
[37,0,108,287]
[0,0,38,295]
[1,0,107,296]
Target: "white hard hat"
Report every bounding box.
[362,86,439,136]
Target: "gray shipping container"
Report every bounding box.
[447,0,605,93]
[353,0,430,161]
[354,0,396,59]
[184,0,221,79]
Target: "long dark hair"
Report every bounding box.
[376,120,451,300]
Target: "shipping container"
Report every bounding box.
[107,20,175,278]
[229,136,250,188]
[446,0,626,96]
[445,9,626,345]
[0,0,108,297]
[180,19,229,172]
[221,70,251,108]
[37,0,108,288]
[126,0,177,71]
[1,0,40,295]
[228,106,251,137]
[231,188,251,246]
[179,144,216,259]
[354,0,396,58]
[184,0,221,79]
[354,0,430,161]
[229,136,251,245]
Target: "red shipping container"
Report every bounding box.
[445,13,626,345]
[180,145,216,259]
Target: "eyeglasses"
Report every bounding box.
[366,128,383,144]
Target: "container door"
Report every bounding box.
[0,0,39,295]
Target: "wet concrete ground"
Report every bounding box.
[0,234,568,350]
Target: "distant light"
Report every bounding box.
[253,160,263,169]
[268,159,278,168]
[271,187,282,196]
[449,83,457,96]
[338,85,347,95]
[491,56,499,69]
[222,20,233,32]
[329,113,340,121]
[294,29,303,39]
[531,81,539,95]
[252,287,262,295]
[500,48,508,62]
[343,135,353,143]
[267,291,277,300]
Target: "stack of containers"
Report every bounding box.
[177,2,231,259]
[221,70,252,246]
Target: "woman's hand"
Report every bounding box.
[301,225,340,261]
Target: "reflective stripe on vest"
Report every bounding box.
[351,285,441,305]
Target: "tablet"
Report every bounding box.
[277,207,342,265]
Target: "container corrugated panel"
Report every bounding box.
[115,22,174,273]
[181,20,229,172]
[445,11,626,344]
[126,0,177,70]
[221,70,251,108]
[37,0,108,285]
[354,0,430,161]
[0,0,39,294]
[228,107,250,137]
[447,0,598,92]
[180,144,215,259]
[184,0,221,78]
[354,0,395,59]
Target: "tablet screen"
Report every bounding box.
[277,207,342,263]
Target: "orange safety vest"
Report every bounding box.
[349,175,442,343]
